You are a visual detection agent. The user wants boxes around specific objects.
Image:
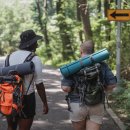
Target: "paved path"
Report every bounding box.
[0,64,120,130]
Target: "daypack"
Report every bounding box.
[0,52,35,116]
[73,63,105,106]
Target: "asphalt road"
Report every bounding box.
[0,57,120,130]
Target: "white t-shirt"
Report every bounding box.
[7,50,43,95]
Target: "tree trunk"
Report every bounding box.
[104,0,111,41]
[56,0,74,60]
[36,0,49,45]
[36,0,52,58]
[77,0,92,40]
[77,0,83,43]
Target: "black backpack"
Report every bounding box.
[73,63,105,106]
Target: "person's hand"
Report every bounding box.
[43,104,49,114]
[61,86,72,93]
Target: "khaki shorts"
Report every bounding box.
[69,103,104,124]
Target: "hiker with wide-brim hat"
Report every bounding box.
[19,30,43,52]
[5,29,49,130]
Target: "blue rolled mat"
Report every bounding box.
[0,61,35,76]
[60,48,109,77]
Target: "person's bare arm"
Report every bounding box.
[36,82,49,114]
[61,85,72,93]
[104,84,116,93]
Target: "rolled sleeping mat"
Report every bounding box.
[60,48,109,77]
[0,61,35,76]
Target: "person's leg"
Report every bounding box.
[69,103,88,130]
[18,118,34,130]
[86,120,101,130]
[72,120,86,130]
[86,103,104,130]
[18,93,35,130]
[6,116,18,130]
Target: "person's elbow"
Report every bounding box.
[61,86,71,93]
[105,84,116,93]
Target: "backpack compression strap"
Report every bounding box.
[24,52,36,63]
[5,54,10,67]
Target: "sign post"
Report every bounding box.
[116,22,121,85]
[116,0,121,86]
[107,1,125,86]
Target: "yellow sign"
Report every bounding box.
[107,9,130,21]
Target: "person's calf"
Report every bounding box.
[7,126,17,130]
[72,120,86,130]
[6,117,18,130]
[18,118,33,130]
[86,120,101,130]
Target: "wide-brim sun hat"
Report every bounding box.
[19,29,43,49]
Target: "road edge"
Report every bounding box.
[106,107,126,130]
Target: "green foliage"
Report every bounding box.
[0,0,35,55]
[109,80,130,129]
[121,22,130,79]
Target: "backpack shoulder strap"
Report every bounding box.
[24,52,36,95]
[5,52,36,67]
[5,54,10,67]
[24,52,36,63]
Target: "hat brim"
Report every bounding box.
[19,35,43,49]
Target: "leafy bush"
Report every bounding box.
[109,79,130,129]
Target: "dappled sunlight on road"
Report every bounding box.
[43,79,61,87]
[33,120,52,125]
[103,117,109,121]
[42,68,61,76]
[60,119,71,124]
[0,117,6,121]
[56,103,68,108]
[46,88,62,93]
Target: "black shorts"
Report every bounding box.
[20,92,36,119]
